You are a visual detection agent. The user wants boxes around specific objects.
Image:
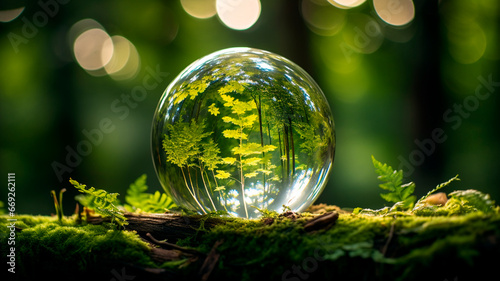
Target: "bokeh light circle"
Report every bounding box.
[73,28,113,71]
[181,0,217,19]
[328,0,366,9]
[70,19,140,80]
[302,0,346,36]
[103,36,141,80]
[216,0,261,30]
[373,0,415,26]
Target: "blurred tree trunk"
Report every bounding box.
[281,0,315,75]
[411,1,446,184]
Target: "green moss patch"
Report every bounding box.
[1,216,156,280]
[2,207,500,281]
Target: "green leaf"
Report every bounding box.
[222,157,237,165]
[256,168,272,175]
[372,156,416,209]
[400,182,416,200]
[163,120,211,167]
[124,174,176,213]
[222,116,239,125]
[218,80,245,95]
[125,174,149,208]
[232,142,261,156]
[244,172,258,178]
[208,103,220,116]
[70,178,127,226]
[141,191,175,213]
[200,140,222,170]
[380,192,399,203]
[242,114,258,127]
[417,175,460,205]
[402,195,417,210]
[215,170,231,179]
[241,157,261,166]
[222,129,246,140]
[214,186,226,192]
[231,100,252,115]
[448,189,496,214]
[232,142,276,156]
[220,94,235,107]
[262,145,278,153]
[0,200,5,215]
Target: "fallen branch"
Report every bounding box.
[87,212,227,242]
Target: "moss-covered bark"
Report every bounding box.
[1,203,500,281]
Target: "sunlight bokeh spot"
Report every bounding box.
[68,19,104,47]
[70,19,140,80]
[74,28,113,71]
[181,0,217,19]
[373,0,415,26]
[447,22,486,64]
[0,7,25,23]
[328,0,366,9]
[216,0,261,30]
[302,0,346,36]
[103,36,141,80]
[342,14,383,54]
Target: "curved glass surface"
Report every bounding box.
[151,47,335,218]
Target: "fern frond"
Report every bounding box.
[372,156,416,210]
[124,174,176,213]
[416,175,460,205]
[70,178,127,226]
[125,174,150,209]
[140,191,175,213]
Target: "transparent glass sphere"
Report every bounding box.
[151,47,335,218]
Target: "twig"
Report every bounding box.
[86,212,226,242]
[382,220,396,256]
[146,233,203,256]
[199,240,224,281]
[303,211,339,232]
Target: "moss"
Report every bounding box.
[2,206,500,281]
[0,215,156,280]
[179,210,500,280]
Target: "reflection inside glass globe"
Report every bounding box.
[151,47,335,218]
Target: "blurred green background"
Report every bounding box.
[1,0,499,215]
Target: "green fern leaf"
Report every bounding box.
[70,178,127,226]
[372,156,416,210]
[141,191,175,213]
[124,174,176,213]
[448,189,496,214]
[417,175,460,205]
[124,174,150,211]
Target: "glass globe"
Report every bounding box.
[151,47,335,218]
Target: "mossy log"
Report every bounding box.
[86,212,226,242]
[2,204,500,281]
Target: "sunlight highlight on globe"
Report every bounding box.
[151,48,336,218]
[216,0,261,30]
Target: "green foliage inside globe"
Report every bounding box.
[151,47,335,218]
